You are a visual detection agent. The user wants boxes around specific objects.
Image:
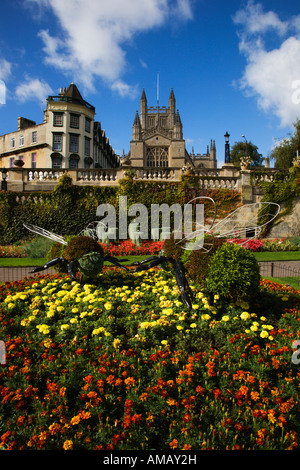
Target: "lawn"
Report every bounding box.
[1,269,300,450]
[254,252,300,262]
[1,251,300,267]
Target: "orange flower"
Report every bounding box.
[63,440,73,450]
[169,438,178,449]
[182,444,191,450]
[70,415,81,426]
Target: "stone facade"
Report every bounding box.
[0,83,119,170]
[127,89,217,170]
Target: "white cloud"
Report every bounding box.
[233,1,300,127]
[15,76,53,103]
[233,0,288,37]
[0,58,12,82]
[26,0,193,97]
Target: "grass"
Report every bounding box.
[0,255,151,268]
[0,252,300,266]
[254,251,300,262]
[263,276,300,289]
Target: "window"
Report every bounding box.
[31,152,37,168]
[32,131,37,143]
[10,137,15,148]
[53,112,63,126]
[53,133,62,151]
[19,134,24,146]
[69,157,79,169]
[10,157,15,167]
[52,156,62,169]
[69,134,79,153]
[84,137,90,156]
[146,147,169,167]
[70,114,80,129]
[85,118,91,133]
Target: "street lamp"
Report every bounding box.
[242,134,248,158]
[224,131,230,163]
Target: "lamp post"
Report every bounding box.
[1,168,7,191]
[242,134,248,159]
[224,131,230,163]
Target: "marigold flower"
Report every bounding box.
[169,438,178,449]
[63,440,73,450]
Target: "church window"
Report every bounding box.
[146,147,169,167]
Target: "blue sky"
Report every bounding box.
[0,0,300,167]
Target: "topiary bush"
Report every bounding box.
[63,236,103,262]
[205,242,260,303]
[184,235,224,287]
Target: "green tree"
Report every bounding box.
[270,118,300,168]
[230,141,263,167]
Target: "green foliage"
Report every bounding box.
[78,252,104,277]
[184,236,224,287]
[258,165,300,236]
[162,234,184,262]
[63,236,103,262]
[205,243,261,303]
[270,118,300,168]
[23,236,53,258]
[230,140,263,167]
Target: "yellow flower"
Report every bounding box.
[113,338,121,349]
[161,340,168,345]
[56,306,64,312]
[36,324,50,335]
[176,325,183,330]
[250,325,258,332]
[222,315,230,322]
[190,323,197,328]
[260,330,269,338]
[7,303,15,309]
[191,304,199,310]
[196,292,204,299]
[60,324,69,331]
[240,312,250,321]
[201,314,211,321]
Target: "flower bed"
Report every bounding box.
[0,246,26,258]
[100,240,164,257]
[0,271,300,450]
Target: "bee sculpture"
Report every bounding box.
[24,200,280,311]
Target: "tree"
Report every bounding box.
[270,119,300,168]
[230,141,263,167]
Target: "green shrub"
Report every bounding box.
[205,242,260,303]
[24,236,53,258]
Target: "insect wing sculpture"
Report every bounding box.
[23,223,129,280]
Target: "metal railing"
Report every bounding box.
[259,262,300,288]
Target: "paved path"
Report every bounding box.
[0,267,55,284]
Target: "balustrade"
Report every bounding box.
[1,166,286,200]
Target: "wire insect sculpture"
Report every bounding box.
[23,199,280,311]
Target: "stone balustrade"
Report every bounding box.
[0,165,289,202]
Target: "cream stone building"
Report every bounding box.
[126,88,217,170]
[0,83,119,170]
